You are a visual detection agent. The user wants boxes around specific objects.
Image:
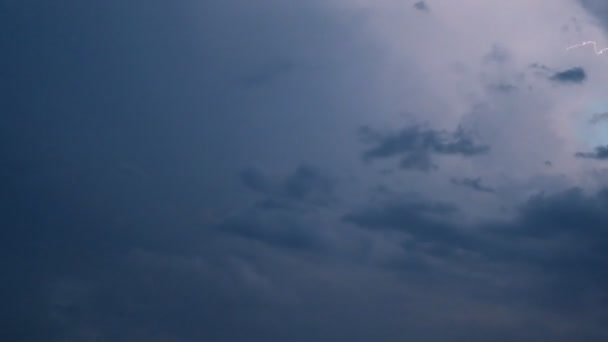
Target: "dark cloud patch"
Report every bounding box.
[450,177,495,193]
[359,124,489,172]
[343,190,608,329]
[507,188,608,238]
[346,186,608,314]
[240,164,336,208]
[413,1,430,12]
[575,145,608,160]
[550,67,586,84]
[529,63,588,87]
[589,112,608,125]
[494,189,608,312]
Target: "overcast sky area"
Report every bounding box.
[4,0,608,340]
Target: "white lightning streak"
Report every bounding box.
[566,41,608,55]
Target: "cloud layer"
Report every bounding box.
[3,0,608,341]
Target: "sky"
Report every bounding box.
[3,0,608,340]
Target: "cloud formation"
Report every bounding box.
[240,164,336,208]
[5,0,608,340]
[359,124,489,172]
[346,186,608,318]
[550,67,587,84]
[575,145,608,159]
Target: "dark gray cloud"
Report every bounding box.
[413,1,430,12]
[507,188,608,238]
[550,67,586,84]
[450,177,495,193]
[359,124,489,172]
[575,145,608,159]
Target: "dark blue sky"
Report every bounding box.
[3,0,608,340]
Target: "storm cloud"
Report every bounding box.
[4,0,608,341]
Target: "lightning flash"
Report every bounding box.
[566,41,608,55]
